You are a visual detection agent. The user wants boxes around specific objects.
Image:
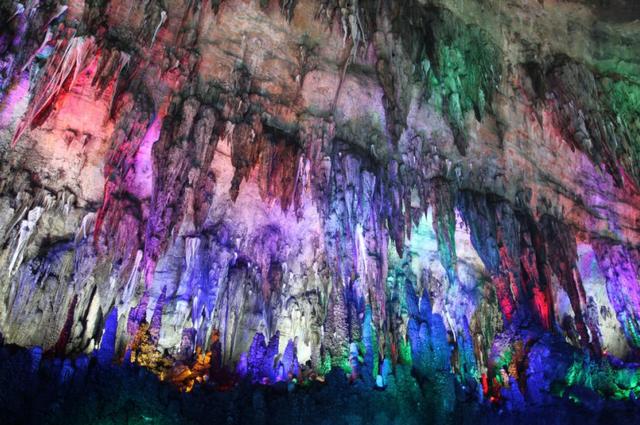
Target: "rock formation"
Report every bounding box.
[0,0,639,423]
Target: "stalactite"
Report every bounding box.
[519,223,552,329]
[94,87,156,250]
[458,192,519,322]
[151,10,167,47]
[12,36,97,145]
[149,286,167,346]
[430,179,457,285]
[547,60,637,187]
[540,215,601,355]
[280,0,297,22]
[143,97,217,286]
[7,206,43,275]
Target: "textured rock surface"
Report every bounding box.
[0,0,639,421]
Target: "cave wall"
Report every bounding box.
[0,0,639,402]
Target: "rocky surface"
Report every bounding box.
[0,0,639,422]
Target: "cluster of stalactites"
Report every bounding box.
[3,1,640,406]
[456,190,640,360]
